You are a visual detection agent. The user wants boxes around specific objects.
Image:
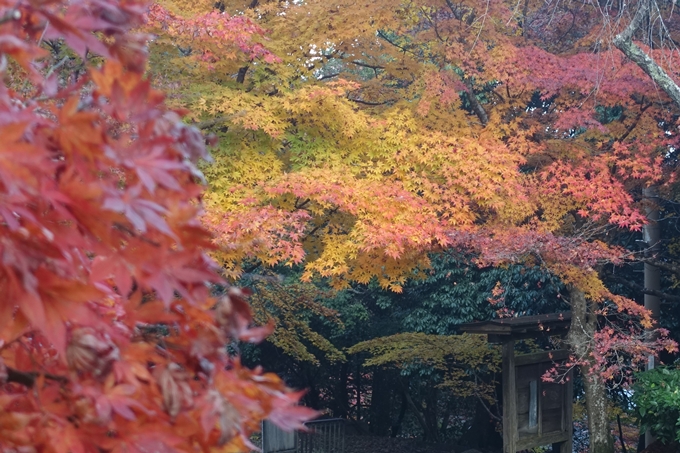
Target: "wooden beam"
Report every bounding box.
[488,329,570,343]
[516,431,570,450]
[515,349,570,367]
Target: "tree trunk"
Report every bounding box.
[642,187,661,447]
[332,362,350,418]
[355,362,362,421]
[399,379,436,442]
[460,398,503,450]
[236,66,249,84]
[369,368,391,435]
[424,387,440,443]
[303,366,321,409]
[390,389,407,437]
[567,286,615,453]
[643,186,661,329]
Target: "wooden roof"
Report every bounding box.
[457,312,572,342]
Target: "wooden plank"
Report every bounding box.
[488,330,570,343]
[541,408,563,433]
[517,364,539,382]
[541,383,563,410]
[515,349,570,366]
[553,442,569,453]
[516,431,570,450]
[563,368,574,453]
[557,440,571,453]
[502,340,517,453]
[537,376,543,439]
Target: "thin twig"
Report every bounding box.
[609,274,680,303]
[346,96,395,106]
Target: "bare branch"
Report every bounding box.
[613,0,680,109]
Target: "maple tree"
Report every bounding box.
[143,0,680,451]
[348,332,500,442]
[0,0,316,451]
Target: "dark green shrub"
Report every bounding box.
[632,366,680,445]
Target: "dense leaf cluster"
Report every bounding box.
[633,367,680,446]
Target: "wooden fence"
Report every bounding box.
[262,419,297,453]
[263,418,345,453]
[299,419,345,453]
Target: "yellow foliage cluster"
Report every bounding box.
[246,276,346,365]
[348,332,500,400]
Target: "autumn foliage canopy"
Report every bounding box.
[0,0,313,451]
[2,0,680,450]
[141,0,680,382]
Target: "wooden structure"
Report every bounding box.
[459,313,573,453]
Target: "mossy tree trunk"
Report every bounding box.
[567,287,615,453]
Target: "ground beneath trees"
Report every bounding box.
[640,441,679,453]
[345,435,486,453]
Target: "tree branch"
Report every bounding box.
[475,392,502,421]
[610,274,680,302]
[6,367,68,388]
[615,1,647,44]
[464,80,488,125]
[618,100,651,142]
[347,97,395,106]
[113,222,161,247]
[242,261,262,275]
[377,30,415,56]
[193,115,234,130]
[613,0,680,109]
[351,60,385,70]
[317,72,341,80]
[641,258,680,277]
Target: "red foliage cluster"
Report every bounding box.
[146,4,280,65]
[0,0,313,451]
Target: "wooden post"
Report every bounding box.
[503,340,517,453]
